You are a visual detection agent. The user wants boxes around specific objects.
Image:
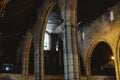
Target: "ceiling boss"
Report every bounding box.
[0,0,9,18]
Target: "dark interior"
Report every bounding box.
[91,42,115,76]
[0,0,120,74]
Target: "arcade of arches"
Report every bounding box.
[0,0,120,80]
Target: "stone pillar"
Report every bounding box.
[62,0,81,80]
[63,24,80,80]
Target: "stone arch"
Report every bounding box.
[33,0,58,80]
[116,37,120,79]
[33,0,79,79]
[85,39,116,77]
[22,30,33,80]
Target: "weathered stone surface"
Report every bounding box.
[78,2,120,80]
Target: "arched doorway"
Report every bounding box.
[91,42,115,76]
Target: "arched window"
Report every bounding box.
[44,32,51,50]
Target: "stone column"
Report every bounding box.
[62,0,81,80]
[63,24,80,80]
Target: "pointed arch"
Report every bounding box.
[116,37,120,79]
[33,0,58,80]
[85,39,117,79]
[22,30,33,80]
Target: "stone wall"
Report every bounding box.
[78,2,120,80]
